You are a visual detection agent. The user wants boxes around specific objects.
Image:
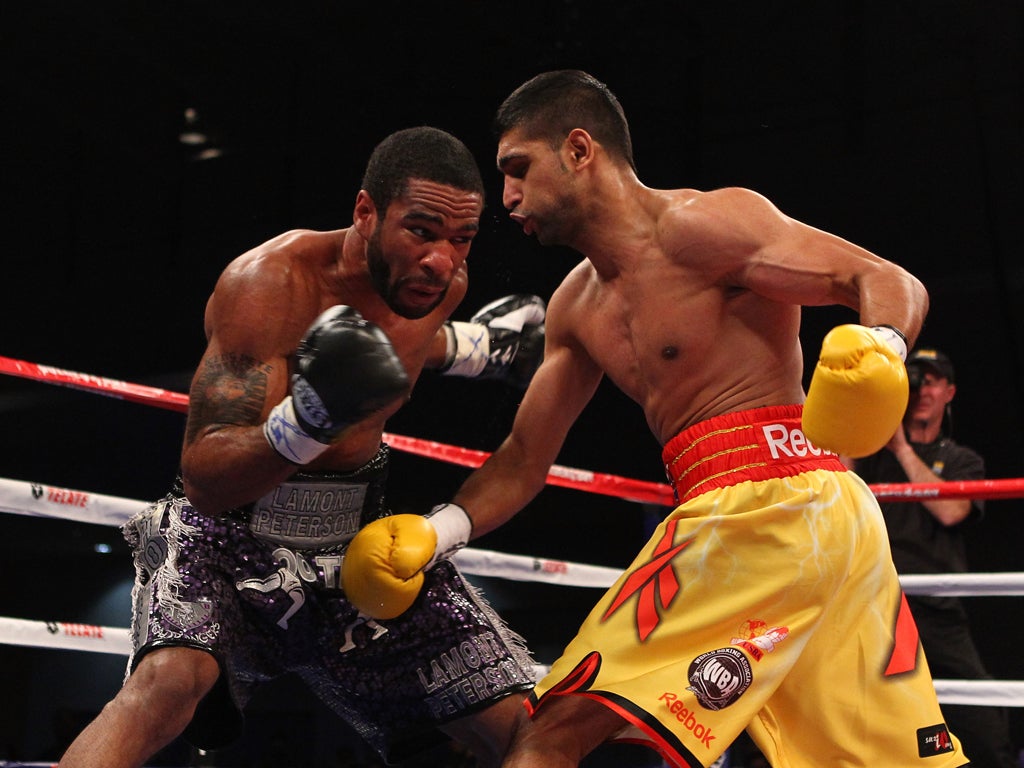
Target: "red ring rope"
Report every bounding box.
[4,353,1024,505]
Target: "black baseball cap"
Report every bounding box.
[906,348,955,383]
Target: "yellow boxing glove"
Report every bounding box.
[802,324,909,458]
[341,504,471,619]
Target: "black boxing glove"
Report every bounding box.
[440,294,546,389]
[264,305,410,463]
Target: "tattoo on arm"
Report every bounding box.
[185,354,275,445]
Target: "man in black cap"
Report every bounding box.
[854,348,1017,768]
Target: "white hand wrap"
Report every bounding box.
[264,396,331,464]
[442,321,490,377]
[425,503,473,568]
[870,325,908,361]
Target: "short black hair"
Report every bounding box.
[361,126,484,214]
[493,70,635,170]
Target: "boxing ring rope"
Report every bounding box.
[5,354,1024,507]
[4,613,1023,708]
[3,354,1024,708]
[3,474,1024,595]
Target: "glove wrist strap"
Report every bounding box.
[870,325,908,361]
[426,503,473,567]
[440,321,490,378]
[264,397,331,464]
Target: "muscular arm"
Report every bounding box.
[453,285,603,537]
[180,251,316,514]
[180,349,297,514]
[702,188,929,345]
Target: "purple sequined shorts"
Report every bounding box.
[122,468,535,760]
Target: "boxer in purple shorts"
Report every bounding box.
[125,459,534,761]
[58,126,545,768]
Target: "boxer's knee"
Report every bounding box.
[505,695,623,767]
[121,646,220,731]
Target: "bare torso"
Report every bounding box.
[186,228,463,480]
[557,188,807,444]
[462,138,926,536]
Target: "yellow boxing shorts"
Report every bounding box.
[527,405,966,768]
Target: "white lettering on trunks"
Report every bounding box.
[249,480,367,547]
[415,633,530,719]
[761,423,832,459]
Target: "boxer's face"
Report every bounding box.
[497,127,579,247]
[364,180,481,319]
[906,370,955,428]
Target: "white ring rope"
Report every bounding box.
[3,476,1023,708]
[900,573,1024,597]
[0,476,143,527]
[3,482,1023,708]
[4,476,1024,594]
[0,616,131,656]
[2,613,1019,708]
[0,476,622,588]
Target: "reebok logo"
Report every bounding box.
[658,692,716,748]
[602,519,692,641]
[761,423,832,459]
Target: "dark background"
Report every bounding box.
[2,1,1022,765]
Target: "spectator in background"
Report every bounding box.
[853,347,1017,768]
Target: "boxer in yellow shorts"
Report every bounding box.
[527,405,964,767]
[339,71,965,766]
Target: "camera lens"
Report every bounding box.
[907,366,923,390]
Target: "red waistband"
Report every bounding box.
[661,405,846,503]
